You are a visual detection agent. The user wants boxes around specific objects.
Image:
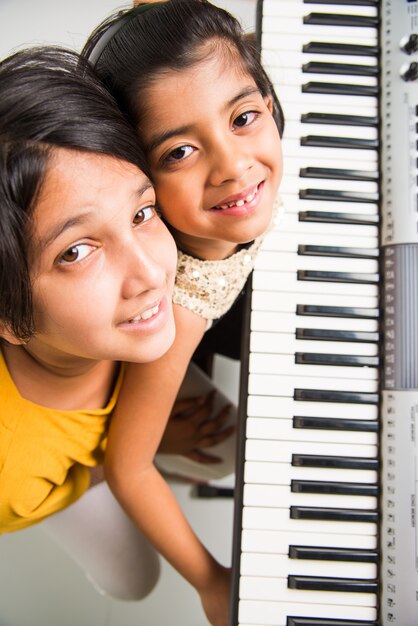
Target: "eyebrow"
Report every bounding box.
[146,86,261,154]
[36,179,153,251]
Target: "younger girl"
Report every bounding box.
[0,45,179,596]
[82,1,284,624]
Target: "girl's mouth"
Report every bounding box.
[128,303,160,324]
[211,182,263,213]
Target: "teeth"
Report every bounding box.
[216,188,257,210]
[129,304,159,323]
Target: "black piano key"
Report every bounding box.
[292,454,378,470]
[301,113,378,127]
[300,166,378,181]
[303,62,378,77]
[299,211,378,225]
[296,328,379,343]
[298,244,378,258]
[297,269,379,284]
[303,13,378,28]
[294,389,379,403]
[296,304,379,318]
[287,618,378,626]
[288,575,378,594]
[299,189,378,203]
[288,545,378,563]
[293,416,378,432]
[301,135,378,150]
[291,479,378,496]
[302,82,378,97]
[290,506,378,523]
[295,353,379,367]
[303,42,378,56]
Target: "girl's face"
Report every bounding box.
[25,149,177,369]
[139,50,283,260]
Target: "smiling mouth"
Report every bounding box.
[213,184,261,210]
[128,304,159,323]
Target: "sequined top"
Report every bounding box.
[173,197,282,320]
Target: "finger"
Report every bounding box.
[170,394,207,418]
[197,425,236,449]
[185,450,223,464]
[175,391,217,423]
[199,404,234,436]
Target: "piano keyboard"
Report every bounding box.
[230,1,381,624]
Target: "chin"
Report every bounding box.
[141,326,176,363]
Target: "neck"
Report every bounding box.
[2,343,116,410]
[171,228,239,261]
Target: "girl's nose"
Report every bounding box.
[208,136,253,187]
[121,239,168,300]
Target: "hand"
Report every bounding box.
[158,392,235,464]
[199,564,231,626]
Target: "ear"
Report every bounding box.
[264,94,274,114]
[0,321,27,345]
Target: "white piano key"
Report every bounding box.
[283,155,379,176]
[239,576,376,607]
[243,484,377,511]
[250,334,378,358]
[244,461,378,486]
[247,395,378,421]
[280,174,379,194]
[285,121,378,142]
[279,196,379,217]
[282,139,378,164]
[253,271,378,298]
[239,599,377,624]
[249,355,378,382]
[245,439,378,463]
[262,26,377,46]
[242,506,377,536]
[251,311,378,333]
[248,373,377,395]
[270,211,378,238]
[275,86,378,111]
[252,290,379,312]
[250,351,378,379]
[246,416,378,444]
[263,49,379,69]
[274,101,378,123]
[262,19,378,42]
[261,230,379,253]
[241,528,377,554]
[255,251,379,274]
[263,2,378,19]
[240,552,376,579]
[271,68,378,89]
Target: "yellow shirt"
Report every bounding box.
[0,351,124,532]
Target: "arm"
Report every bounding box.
[104,304,231,626]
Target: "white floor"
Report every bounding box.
[0,356,240,626]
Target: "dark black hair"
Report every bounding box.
[0,46,149,341]
[82,0,284,140]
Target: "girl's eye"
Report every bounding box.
[133,205,156,225]
[164,145,194,163]
[233,111,257,129]
[58,243,94,265]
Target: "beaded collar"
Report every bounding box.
[173,196,283,320]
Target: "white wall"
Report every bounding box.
[0,0,256,59]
